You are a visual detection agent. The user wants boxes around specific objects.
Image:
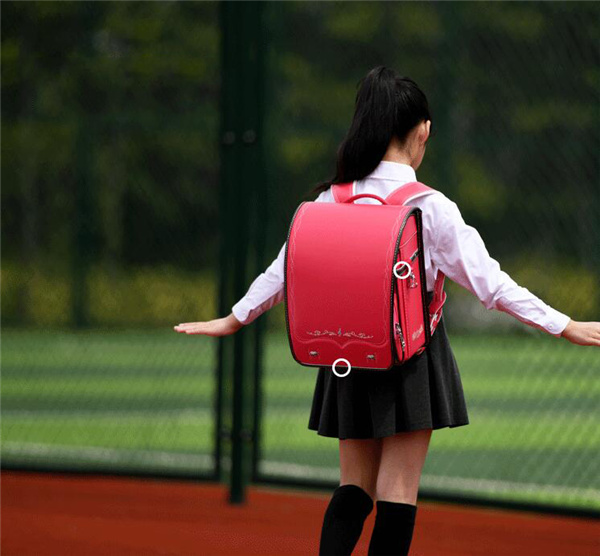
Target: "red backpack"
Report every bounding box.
[284,181,447,376]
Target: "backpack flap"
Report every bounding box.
[284,200,413,370]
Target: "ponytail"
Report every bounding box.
[311,66,432,196]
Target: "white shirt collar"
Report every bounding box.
[367,160,416,183]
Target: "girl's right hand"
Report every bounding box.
[560,320,600,347]
[174,312,244,336]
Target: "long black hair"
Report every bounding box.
[310,66,432,196]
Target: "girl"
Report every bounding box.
[175,66,600,556]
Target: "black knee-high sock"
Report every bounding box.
[319,484,374,556]
[368,501,417,556]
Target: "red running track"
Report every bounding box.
[2,471,598,555]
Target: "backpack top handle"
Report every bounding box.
[332,181,435,206]
[343,193,388,205]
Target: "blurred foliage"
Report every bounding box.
[2,1,598,328]
[2,262,217,328]
[506,255,599,321]
[2,1,220,270]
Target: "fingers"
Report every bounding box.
[584,323,600,347]
[175,322,201,329]
[174,323,203,333]
[175,322,211,334]
[174,323,194,332]
[174,321,229,336]
[586,333,600,347]
[576,336,600,347]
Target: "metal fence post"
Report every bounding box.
[218,0,267,505]
[72,117,94,328]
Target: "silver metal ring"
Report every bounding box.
[332,358,352,377]
[393,261,412,280]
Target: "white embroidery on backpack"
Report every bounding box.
[307,327,374,339]
[412,325,424,341]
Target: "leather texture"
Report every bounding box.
[285,181,446,371]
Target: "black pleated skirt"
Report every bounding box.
[308,291,469,439]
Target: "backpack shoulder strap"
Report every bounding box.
[385,181,438,206]
[331,181,355,203]
[387,181,447,336]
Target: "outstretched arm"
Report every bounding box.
[431,196,600,347]
[175,189,333,337]
[174,243,285,336]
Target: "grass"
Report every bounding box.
[2,327,599,511]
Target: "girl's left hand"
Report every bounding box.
[560,320,600,347]
[174,313,244,336]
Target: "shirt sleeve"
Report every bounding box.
[431,196,571,337]
[231,243,286,325]
[231,188,333,325]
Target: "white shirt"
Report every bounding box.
[231,161,571,337]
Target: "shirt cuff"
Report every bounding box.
[231,302,253,326]
[544,309,571,337]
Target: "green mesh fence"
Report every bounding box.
[2,1,599,514]
[2,2,221,477]
[256,2,600,513]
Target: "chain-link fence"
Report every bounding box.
[2,2,221,478]
[2,1,599,515]
[255,2,600,514]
